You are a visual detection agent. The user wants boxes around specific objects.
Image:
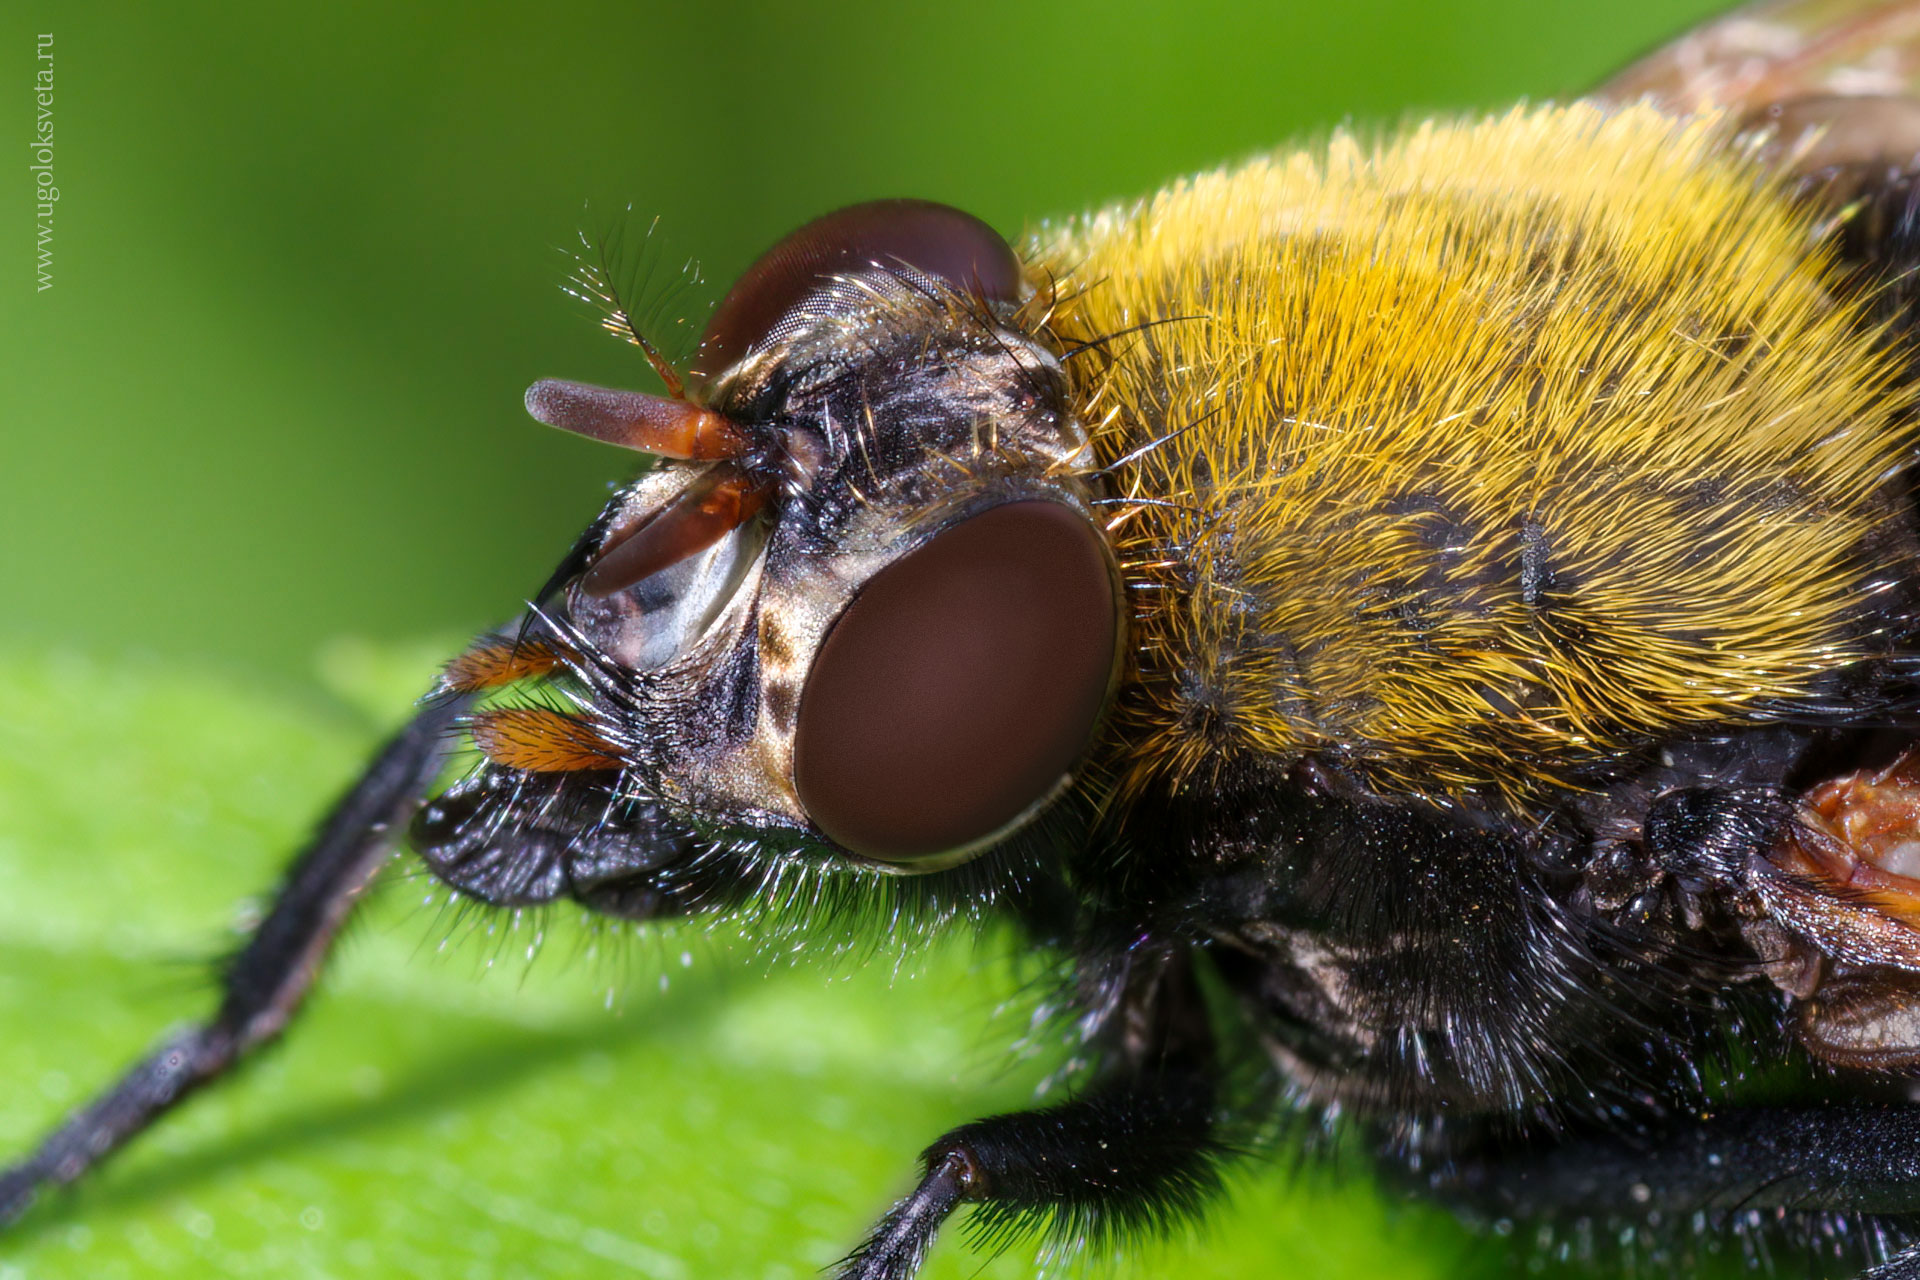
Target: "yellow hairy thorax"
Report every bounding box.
[1032,103,1916,801]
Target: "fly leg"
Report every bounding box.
[1439,1104,1920,1278]
[835,947,1222,1280]
[1867,1244,1920,1280]
[0,694,464,1225]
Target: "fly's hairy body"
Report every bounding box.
[1043,104,1920,802]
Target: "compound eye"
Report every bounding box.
[693,198,1022,378]
[793,502,1119,865]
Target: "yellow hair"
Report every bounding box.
[1034,103,1915,801]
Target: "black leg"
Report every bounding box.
[0,694,464,1226]
[835,948,1223,1280]
[1453,1105,1920,1219]
[1868,1244,1920,1280]
[1439,1103,1920,1278]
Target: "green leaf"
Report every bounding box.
[0,641,1491,1279]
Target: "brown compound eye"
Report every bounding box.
[792,502,1120,865]
[693,198,1023,378]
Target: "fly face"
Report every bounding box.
[416,200,1124,910]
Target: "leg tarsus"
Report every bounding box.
[0,1026,225,1222]
[834,1077,1219,1280]
[835,1149,974,1280]
[836,947,1223,1280]
[0,694,463,1227]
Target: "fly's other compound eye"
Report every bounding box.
[693,198,1024,378]
[793,502,1120,866]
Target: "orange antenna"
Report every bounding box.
[581,465,770,597]
[525,379,748,460]
[626,327,688,401]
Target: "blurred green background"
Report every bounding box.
[0,2,1748,1279]
[3,0,1724,683]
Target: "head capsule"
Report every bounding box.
[438,200,1123,884]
